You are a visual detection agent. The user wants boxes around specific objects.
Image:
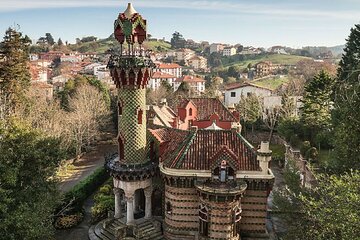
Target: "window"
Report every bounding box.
[247,92,252,97]
[199,206,209,237]
[118,101,123,115]
[137,109,143,124]
[189,108,193,116]
[233,207,242,237]
[166,201,172,214]
[231,92,236,97]
[118,135,124,160]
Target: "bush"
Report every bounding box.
[54,212,84,229]
[63,167,109,211]
[300,141,311,156]
[306,147,318,161]
[54,167,109,229]
[91,182,115,223]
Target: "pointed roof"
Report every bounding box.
[205,121,223,130]
[148,127,260,171]
[124,3,137,19]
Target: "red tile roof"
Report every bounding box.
[149,127,259,171]
[225,82,273,91]
[175,75,205,83]
[157,63,181,69]
[178,98,238,122]
[152,72,176,79]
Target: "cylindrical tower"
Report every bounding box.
[106,3,156,226]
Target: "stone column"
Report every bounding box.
[125,193,135,225]
[113,188,122,219]
[144,187,153,219]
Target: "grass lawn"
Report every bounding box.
[223,54,312,69]
[252,76,290,90]
[143,40,171,52]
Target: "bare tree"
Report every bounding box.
[262,106,281,144]
[66,84,110,159]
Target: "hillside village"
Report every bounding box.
[1,2,359,240]
[29,31,338,113]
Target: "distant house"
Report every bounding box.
[176,98,240,130]
[255,61,274,77]
[224,82,273,106]
[154,63,182,78]
[175,75,206,94]
[148,72,177,91]
[60,55,81,63]
[269,46,288,54]
[39,51,64,61]
[223,47,237,56]
[173,48,195,62]
[51,74,70,84]
[209,43,224,54]
[187,55,207,70]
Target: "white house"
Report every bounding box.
[148,72,177,91]
[224,82,272,106]
[174,48,195,62]
[154,63,182,78]
[174,75,205,94]
[223,47,237,56]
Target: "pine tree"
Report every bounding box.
[332,24,360,172]
[0,28,31,119]
[301,70,334,130]
[45,32,54,45]
[57,37,63,46]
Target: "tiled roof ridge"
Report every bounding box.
[209,145,239,169]
[171,130,197,168]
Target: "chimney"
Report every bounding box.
[257,141,272,174]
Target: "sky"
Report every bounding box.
[0,0,359,48]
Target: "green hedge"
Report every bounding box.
[62,166,109,212]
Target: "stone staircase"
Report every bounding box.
[88,217,164,240]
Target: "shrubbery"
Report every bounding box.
[54,167,109,229]
[91,182,115,223]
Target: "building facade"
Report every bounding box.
[93,4,275,240]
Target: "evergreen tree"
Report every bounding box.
[0,28,31,119]
[45,33,54,45]
[332,24,360,172]
[0,120,64,240]
[170,31,186,49]
[301,70,334,130]
[57,38,63,46]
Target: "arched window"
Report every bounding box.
[199,205,209,237]
[166,201,172,214]
[118,100,123,115]
[189,108,193,116]
[137,109,143,124]
[220,160,227,182]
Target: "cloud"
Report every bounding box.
[0,0,359,20]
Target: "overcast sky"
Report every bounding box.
[0,0,359,47]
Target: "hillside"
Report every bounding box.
[68,36,171,54]
[221,54,312,70]
[251,75,290,90]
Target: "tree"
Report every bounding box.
[45,33,54,45]
[273,168,360,240]
[300,70,334,143]
[0,28,31,119]
[170,31,185,49]
[332,24,360,172]
[64,84,110,158]
[0,120,64,240]
[236,94,262,134]
[57,38,63,46]
[262,106,281,144]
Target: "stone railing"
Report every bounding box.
[284,144,317,188]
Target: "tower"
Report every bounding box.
[106,3,156,225]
